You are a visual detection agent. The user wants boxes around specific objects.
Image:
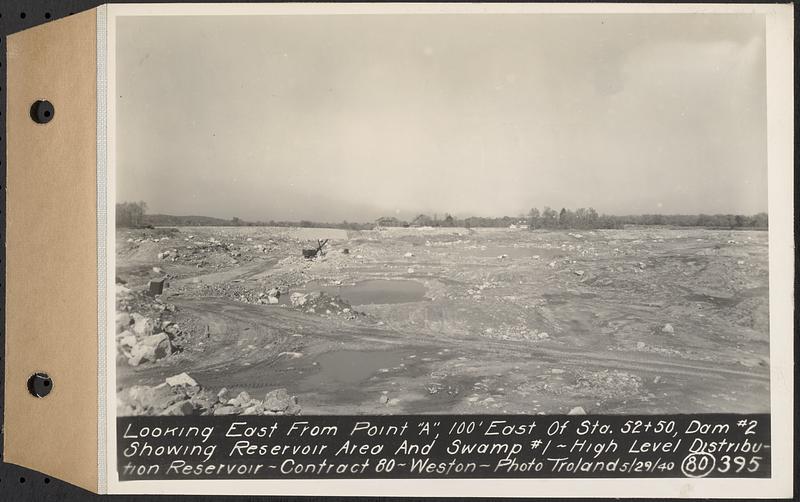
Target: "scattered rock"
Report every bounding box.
[127,333,172,366]
[165,372,198,388]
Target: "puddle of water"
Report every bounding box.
[299,350,406,390]
[300,279,426,306]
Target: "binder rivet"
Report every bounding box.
[30,100,55,124]
[27,372,53,398]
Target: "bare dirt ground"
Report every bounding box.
[115,225,769,415]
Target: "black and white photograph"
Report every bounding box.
[113,10,773,419]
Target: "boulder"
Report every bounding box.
[165,372,198,388]
[284,401,302,415]
[661,323,675,334]
[124,383,184,414]
[117,332,137,349]
[268,296,280,304]
[568,406,587,415]
[127,333,172,366]
[131,313,154,337]
[243,404,265,415]
[229,391,252,408]
[290,292,308,307]
[115,312,133,333]
[161,400,195,416]
[213,405,242,416]
[266,287,281,298]
[116,284,133,300]
[263,388,293,412]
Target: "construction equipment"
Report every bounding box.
[302,239,329,259]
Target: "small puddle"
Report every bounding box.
[298,350,406,390]
[299,279,426,306]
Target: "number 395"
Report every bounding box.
[718,455,762,473]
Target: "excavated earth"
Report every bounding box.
[116,225,770,415]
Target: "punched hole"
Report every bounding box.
[27,372,53,398]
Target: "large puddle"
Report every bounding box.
[298,350,406,390]
[300,279,427,306]
[192,349,408,398]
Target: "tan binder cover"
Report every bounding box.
[5,8,99,492]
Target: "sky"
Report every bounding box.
[116,13,767,222]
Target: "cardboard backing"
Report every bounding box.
[4,8,99,492]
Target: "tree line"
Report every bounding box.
[116,201,768,230]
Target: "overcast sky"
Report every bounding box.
[116,13,766,222]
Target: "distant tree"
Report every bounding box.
[541,207,558,228]
[528,208,541,230]
[443,214,455,227]
[116,201,148,228]
[231,216,242,226]
[558,208,568,228]
[411,214,434,227]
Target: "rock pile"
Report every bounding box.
[117,373,301,417]
[116,284,183,367]
[289,291,358,319]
